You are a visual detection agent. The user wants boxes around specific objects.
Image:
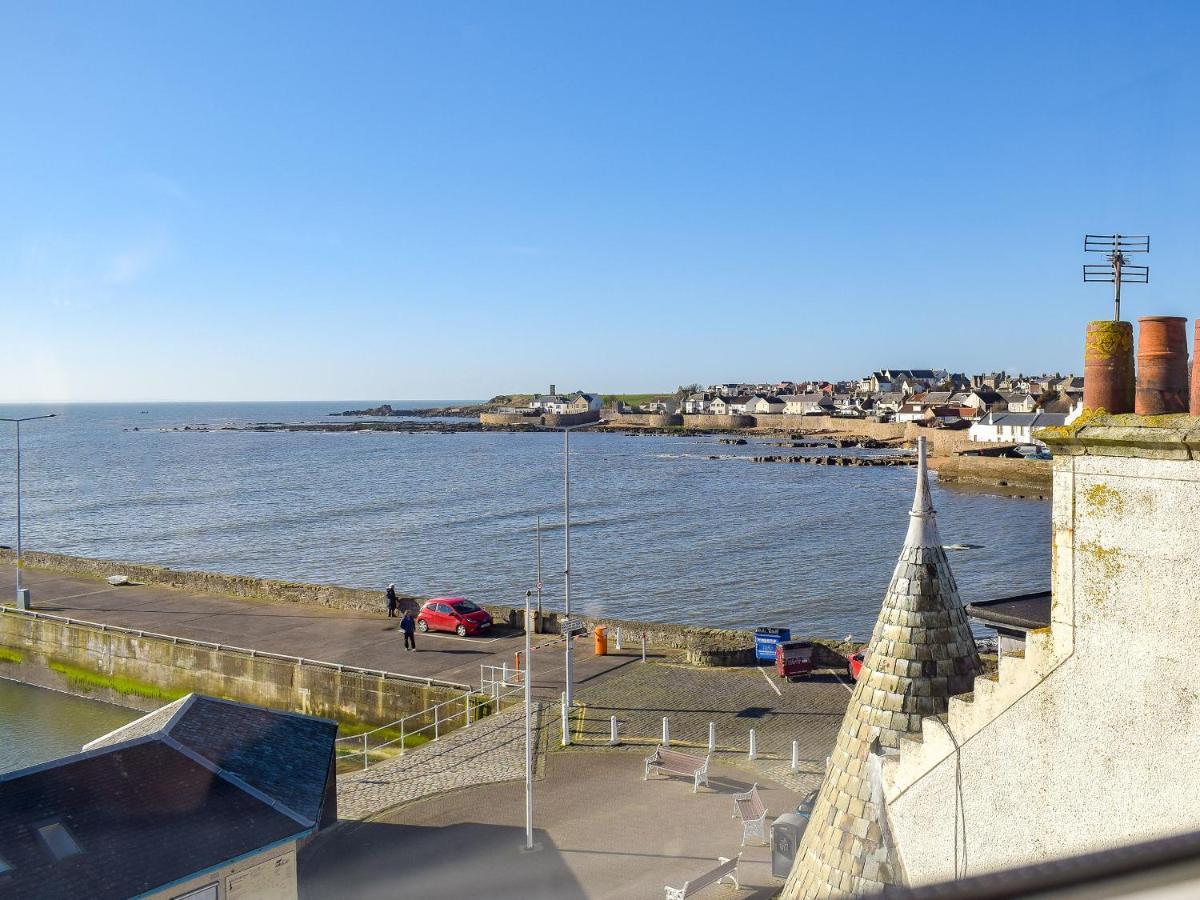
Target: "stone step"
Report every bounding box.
[895,714,954,785]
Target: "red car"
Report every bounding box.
[416,597,493,636]
[847,646,868,680]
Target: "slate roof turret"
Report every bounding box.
[782,437,982,898]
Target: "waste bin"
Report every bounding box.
[594,626,608,656]
[771,812,810,878]
[754,627,792,663]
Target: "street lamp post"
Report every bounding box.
[557,419,594,745]
[1,414,56,609]
[522,588,536,852]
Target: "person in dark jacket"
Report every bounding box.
[399,609,417,651]
[386,583,399,617]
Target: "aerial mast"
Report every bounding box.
[1083,234,1150,321]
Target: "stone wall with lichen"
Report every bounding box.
[883,415,1200,885]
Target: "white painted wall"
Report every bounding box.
[883,447,1200,884]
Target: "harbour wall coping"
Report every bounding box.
[0,607,471,729]
[2,549,853,666]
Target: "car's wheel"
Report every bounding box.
[456,624,468,637]
[417,620,428,632]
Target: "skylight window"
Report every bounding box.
[37,822,81,860]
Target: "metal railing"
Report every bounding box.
[0,606,471,691]
[335,679,527,770]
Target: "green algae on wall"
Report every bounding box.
[47,659,189,703]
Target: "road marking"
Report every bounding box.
[835,673,854,693]
[417,632,503,645]
[759,666,782,696]
[44,587,119,603]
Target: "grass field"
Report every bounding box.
[601,393,669,406]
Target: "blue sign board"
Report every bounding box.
[754,627,792,663]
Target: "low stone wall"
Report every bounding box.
[479,410,600,428]
[606,412,683,427]
[0,608,470,731]
[681,414,757,429]
[0,548,410,614]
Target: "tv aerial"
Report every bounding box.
[1083,234,1149,321]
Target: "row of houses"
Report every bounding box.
[527,385,602,415]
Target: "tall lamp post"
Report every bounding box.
[522,588,536,852]
[2,414,56,609]
[557,419,595,745]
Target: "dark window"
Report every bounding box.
[453,600,480,613]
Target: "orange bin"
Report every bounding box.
[594,625,608,656]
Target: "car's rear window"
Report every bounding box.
[454,600,481,612]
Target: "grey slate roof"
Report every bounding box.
[783,439,982,898]
[0,738,305,900]
[84,694,337,826]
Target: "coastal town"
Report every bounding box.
[501,367,1083,448]
[7,3,1200,900]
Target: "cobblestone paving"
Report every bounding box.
[572,659,849,761]
[337,704,543,820]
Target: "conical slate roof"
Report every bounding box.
[782,437,981,898]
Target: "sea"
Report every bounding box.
[0,679,138,774]
[0,401,1050,639]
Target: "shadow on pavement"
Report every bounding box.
[300,822,585,900]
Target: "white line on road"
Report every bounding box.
[835,673,854,693]
[759,665,782,696]
[417,632,503,645]
[43,587,119,603]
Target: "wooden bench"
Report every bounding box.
[644,746,710,792]
[731,783,768,845]
[664,854,740,900]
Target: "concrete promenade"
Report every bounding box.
[304,751,805,900]
[0,565,635,696]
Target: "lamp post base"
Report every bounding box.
[16,589,30,610]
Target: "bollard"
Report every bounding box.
[708,722,716,754]
[662,716,670,747]
[791,740,800,773]
[465,692,472,727]
[561,691,570,746]
[748,728,757,761]
[515,651,522,672]
[434,705,440,741]
[609,715,620,746]
[641,632,647,662]
[615,626,622,650]
[502,662,509,687]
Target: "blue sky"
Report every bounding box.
[3,2,1199,401]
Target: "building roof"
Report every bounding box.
[0,737,307,900]
[785,437,982,897]
[965,591,1052,632]
[85,694,337,826]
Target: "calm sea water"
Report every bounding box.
[0,679,139,774]
[0,402,1050,638]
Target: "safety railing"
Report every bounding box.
[335,679,527,771]
[0,606,471,690]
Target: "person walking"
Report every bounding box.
[400,609,417,651]
[385,583,399,617]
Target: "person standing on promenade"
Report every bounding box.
[399,609,417,651]
[385,583,399,617]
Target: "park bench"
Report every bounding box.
[731,783,768,845]
[663,853,740,900]
[644,746,710,792]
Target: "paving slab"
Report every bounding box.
[303,749,804,900]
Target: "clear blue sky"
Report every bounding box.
[3,2,1199,401]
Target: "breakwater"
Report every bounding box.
[0,605,472,731]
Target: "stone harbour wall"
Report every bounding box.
[680,413,757,429]
[0,608,469,730]
[606,412,684,427]
[478,410,599,427]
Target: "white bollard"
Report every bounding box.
[708,721,716,754]
[748,728,758,761]
[502,662,509,687]
[615,626,622,650]
[642,632,647,662]
[609,715,620,746]
[791,740,800,773]
[561,691,570,746]
[662,716,670,747]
